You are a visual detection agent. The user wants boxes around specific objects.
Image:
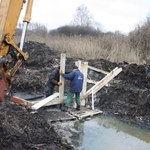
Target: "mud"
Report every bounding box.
[1,41,149,149]
[0,101,74,150]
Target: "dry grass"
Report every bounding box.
[14,33,142,64]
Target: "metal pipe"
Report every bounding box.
[20,0,34,50]
[20,22,28,50]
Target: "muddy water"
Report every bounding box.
[72,115,150,150]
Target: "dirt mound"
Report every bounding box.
[12,41,77,93]
[87,60,150,129]
[0,101,73,150]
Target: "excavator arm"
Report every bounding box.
[0,0,33,101]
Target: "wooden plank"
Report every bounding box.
[59,53,66,100]
[77,111,102,120]
[11,96,32,106]
[44,96,67,106]
[92,68,122,94]
[86,67,122,95]
[11,96,28,105]
[28,95,87,108]
[69,108,103,120]
[86,67,118,95]
[81,62,88,106]
[27,96,67,108]
[87,79,109,87]
[87,79,98,84]
[31,93,59,110]
[88,65,109,74]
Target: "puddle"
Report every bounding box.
[71,115,150,150]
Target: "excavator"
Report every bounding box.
[0,0,34,102]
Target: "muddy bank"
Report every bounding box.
[0,101,74,150]
[10,41,150,131]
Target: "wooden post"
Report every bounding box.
[59,53,66,100]
[75,61,88,106]
[80,62,88,106]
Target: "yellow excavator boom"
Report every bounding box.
[0,0,25,56]
[0,0,34,101]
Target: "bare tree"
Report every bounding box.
[71,4,94,27]
[128,16,150,63]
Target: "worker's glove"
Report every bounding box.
[57,82,62,86]
[59,70,63,75]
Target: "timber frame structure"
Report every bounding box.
[11,53,122,119]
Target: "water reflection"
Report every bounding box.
[72,115,150,150]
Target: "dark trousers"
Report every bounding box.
[45,86,54,97]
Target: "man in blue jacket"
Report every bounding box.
[61,65,84,111]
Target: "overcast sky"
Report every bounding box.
[19,0,150,34]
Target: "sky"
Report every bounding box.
[19,0,150,34]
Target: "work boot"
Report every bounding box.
[76,105,80,110]
[61,104,68,111]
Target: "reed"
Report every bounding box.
[14,33,141,64]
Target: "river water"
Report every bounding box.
[71,115,150,150]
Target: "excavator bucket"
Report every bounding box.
[0,77,7,102]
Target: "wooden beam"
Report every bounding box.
[86,67,122,95]
[11,96,34,108]
[44,96,67,106]
[88,65,109,74]
[81,62,88,106]
[11,96,28,105]
[93,68,122,94]
[31,93,59,110]
[59,53,66,100]
[68,108,103,120]
[87,79,98,84]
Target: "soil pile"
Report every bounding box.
[87,59,150,129]
[12,41,77,94]
[0,101,73,150]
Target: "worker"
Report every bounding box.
[60,65,84,111]
[45,65,62,97]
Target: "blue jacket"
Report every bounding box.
[62,69,84,92]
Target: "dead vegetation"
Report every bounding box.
[15,17,150,65]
